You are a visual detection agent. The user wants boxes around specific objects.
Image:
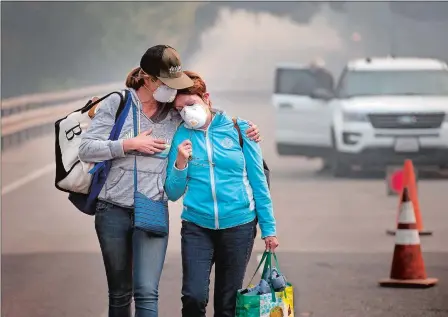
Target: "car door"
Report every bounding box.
[272,66,334,156]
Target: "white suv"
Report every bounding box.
[273,57,448,176]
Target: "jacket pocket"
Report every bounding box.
[218,180,250,215]
[189,158,211,172]
[240,182,250,207]
[104,168,133,204]
[105,168,126,192]
[188,159,211,184]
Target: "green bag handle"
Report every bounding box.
[261,251,271,281]
[271,252,288,299]
[246,251,276,302]
[272,252,282,275]
[264,252,276,302]
[249,251,289,300]
[247,251,267,287]
[249,252,283,284]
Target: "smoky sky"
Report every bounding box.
[189,2,448,92]
[2,2,448,98]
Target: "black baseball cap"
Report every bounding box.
[140,45,193,89]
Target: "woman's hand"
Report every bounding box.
[246,121,261,142]
[175,140,192,169]
[264,236,279,251]
[123,128,167,154]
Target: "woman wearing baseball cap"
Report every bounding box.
[79,45,261,317]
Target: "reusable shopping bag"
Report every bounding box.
[236,251,295,317]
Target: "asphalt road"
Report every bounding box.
[2,91,448,317]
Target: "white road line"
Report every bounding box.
[1,163,54,196]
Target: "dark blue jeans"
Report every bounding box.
[181,219,257,317]
[95,200,168,317]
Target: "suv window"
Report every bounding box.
[338,69,448,97]
[275,67,334,95]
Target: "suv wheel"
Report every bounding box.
[331,153,351,177]
[331,130,351,178]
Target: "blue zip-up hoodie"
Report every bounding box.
[165,110,276,238]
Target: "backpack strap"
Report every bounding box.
[232,117,243,148]
[114,90,129,123]
[87,91,131,176]
[83,90,128,123]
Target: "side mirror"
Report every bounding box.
[310,88,334,101]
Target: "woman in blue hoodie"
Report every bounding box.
[165,71,279,317]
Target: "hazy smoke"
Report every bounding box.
[187,2,448,93]
[3,2,447,98]
[188,6,352,92]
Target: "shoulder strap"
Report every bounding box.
[114,90,129,123]
[109,90,131,141]
[84,90,127,123]
[232,117,243,148]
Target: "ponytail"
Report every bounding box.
[125,67,145,89]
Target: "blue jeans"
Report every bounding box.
[95,200,168,317]
[181,219,257,317]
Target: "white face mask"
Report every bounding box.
[180,104,208,129]
[152,84,177,103]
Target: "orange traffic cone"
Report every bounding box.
[379,188,438,288]
[386,160,432,236]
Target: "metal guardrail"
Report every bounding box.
[1,82,122,151]
[1,82,122,117]
[0,81,270,152]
